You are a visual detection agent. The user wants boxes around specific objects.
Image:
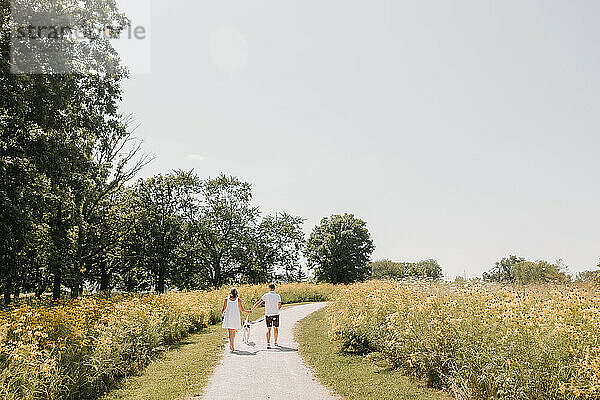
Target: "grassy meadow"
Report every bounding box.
[4,279,600,400]
[0,283,334,400]
[327,280,600,399]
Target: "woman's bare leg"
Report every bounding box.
[228,329,236,351]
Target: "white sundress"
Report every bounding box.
[222,297,242,330]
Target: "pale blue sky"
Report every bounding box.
[119,0,600,279]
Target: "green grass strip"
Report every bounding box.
[296,308,452,400]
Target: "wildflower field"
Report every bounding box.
[0,283,334,400]
[328,280,600,400]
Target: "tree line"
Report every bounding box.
[109,171,306,292]
[482,255,599,284]
[0,157,310,302]
[370,259,443,280]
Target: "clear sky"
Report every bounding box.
[119,0,600,279]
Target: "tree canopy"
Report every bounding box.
[370,259,443,280]
[304,213,375,284]
[483,255,571,285]
[482,255,526,283]
[1,0,145,302]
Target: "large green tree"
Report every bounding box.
[124,171,200,293]
[237,212,305,283]
[305,213,374,284]
[1,0,135,302]
[190,174,259,287]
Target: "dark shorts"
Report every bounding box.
[265,315,280,328]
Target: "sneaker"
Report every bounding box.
[274,342,278,346]
[267,343,271,349]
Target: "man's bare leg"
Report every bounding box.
[274,327,279,345]
[266,327,271,347]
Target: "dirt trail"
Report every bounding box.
[197,302,337,400]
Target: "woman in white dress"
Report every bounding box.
[221,287,251,352]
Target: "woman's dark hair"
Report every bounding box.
[229,287,238,299]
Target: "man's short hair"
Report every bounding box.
[268,283,275,290]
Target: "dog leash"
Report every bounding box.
[248,316,265,324]
[242,316,265,326]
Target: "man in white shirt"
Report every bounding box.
[251,283,282,348]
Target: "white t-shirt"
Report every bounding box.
[261,291,281,316]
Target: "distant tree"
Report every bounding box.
[575,270,599,282]
[190,175,259,288]
[305,213,375,284]
[482,255,525,283]
[413,259,443,279]
[125,171,200,293]
[511,260,570,285]
[371,259,403,280]
[370,259,443,280]
[483,255,571,285]
[257,212,305,282]
[236,212,305,284]
[574,261,600,283]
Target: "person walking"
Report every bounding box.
[251,283,282,348]
[222,287,251,352]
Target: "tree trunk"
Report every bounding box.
[3,274,12,305]
[71,222,85,299]
[124,270,135,292]
[100,260,110,293]
[213,255,222,287]
[71,284,79,299]
[35,285,45,298]
[51,208,65,301]
[13,259,22,301]
[156,263,166,293]
[52,269,62,300]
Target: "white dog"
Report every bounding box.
[242,317,251,344]
[241,316,265,345]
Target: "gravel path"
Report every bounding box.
[197,302,338,400]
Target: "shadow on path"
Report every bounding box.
[232,345,298,356]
